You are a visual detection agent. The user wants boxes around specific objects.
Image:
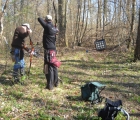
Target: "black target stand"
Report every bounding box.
[94,39,106,51]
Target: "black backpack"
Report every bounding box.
[81,82,106,104]
[98,98,122,120]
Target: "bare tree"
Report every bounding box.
[0,0,8,37]
[74,0,81,46]
[96,0,102,40]
[58,0,67,46]
[133,8,140,62]
[0,0,139,51]
[102,0,107,39]
[127,0,136,48]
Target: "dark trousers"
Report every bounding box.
[45,63,58,90]
[44,49,58,90]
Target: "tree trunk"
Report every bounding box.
[127,0,135,49]
[74,0,81,46]
[58,0,67,47]
[0,0,8,36]
[95,0,100,40]
[133,8,140,62]
[102,0,107,39]
[20,0,24,24]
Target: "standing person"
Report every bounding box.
[38,15,60,90]
[11,23,33,83]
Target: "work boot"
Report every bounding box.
[45,84,53,90]
[14,77,20,84]
[19,68,26,84]
[13,69,20,84]
[54,82,59,87]
[20,68,25,76]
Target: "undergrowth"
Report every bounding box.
[0,47,140,120]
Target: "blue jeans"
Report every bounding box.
[13,48,25,77]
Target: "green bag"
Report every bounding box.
[81,82,106,103]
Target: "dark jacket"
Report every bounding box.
[11,26,30,59]
[11,26,29,50]
[38,17,58,50]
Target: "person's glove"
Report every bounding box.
[27,29,32,34]
[28,49,38,57]
[30,51,35,55]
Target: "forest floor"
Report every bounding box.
[0,46,140,120]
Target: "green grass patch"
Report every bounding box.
[0,47,140,119]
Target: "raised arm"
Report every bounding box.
[38,17,47,28]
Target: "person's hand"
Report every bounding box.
[44,19,47,23]
[56,28,59,32]
[27,29,32,34]
[29,50,38,57]
[30,51,35,55]
[28,49,34,54]
[56,28,59,35]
